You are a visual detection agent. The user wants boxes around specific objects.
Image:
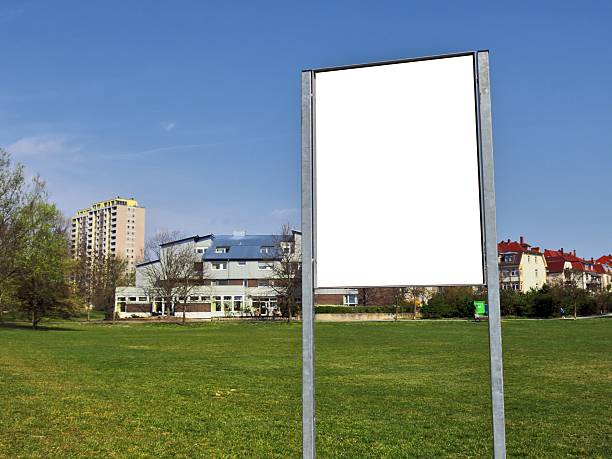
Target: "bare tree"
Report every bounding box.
[563,267,584,320]
[93,256,130,321]
[141,231,208,323]
[406,287,429,319]
[269,224,302,322]
[72,227,130,321]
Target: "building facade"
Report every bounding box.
[498,236,547,293]
[545,249,608,292]
[71,197,145,272]
[596,255,612,290]
[115,230,357,319]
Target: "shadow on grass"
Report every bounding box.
[0,322,80,332]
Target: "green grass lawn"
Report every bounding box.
[0,319,610,458]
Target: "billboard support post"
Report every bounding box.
[301,51,505,459]
[301,70,316,459]
[477,50,507,459]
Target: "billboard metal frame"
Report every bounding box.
[301,50,505,458]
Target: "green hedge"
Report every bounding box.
[315,305,414,314]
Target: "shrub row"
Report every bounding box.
[315,305,415,314]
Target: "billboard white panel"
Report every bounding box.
[313,54,484,287]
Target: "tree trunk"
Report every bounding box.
[182,301,186,324]
[31,310,37,329]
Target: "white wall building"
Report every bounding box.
[115,231,357,319]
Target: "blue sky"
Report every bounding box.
[1,1,611,257]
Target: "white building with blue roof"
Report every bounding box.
[115,230,357,319]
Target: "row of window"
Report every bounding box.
[501,268,540,277]
[211,261,272,270]
[118,294,358,308]
[209,279,272,287]
[194,246,289,255]
[501,283,521,291]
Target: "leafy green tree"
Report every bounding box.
[500,288,532,317]
[594,287,612,315]
[14,202,79,328]
[531,284,555,318]
[421,286,475,318]
[0,148,45,321]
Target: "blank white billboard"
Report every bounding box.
[313,54,484,288]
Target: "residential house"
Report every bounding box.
[596,255,612,291]
[498,236,547,292]
[544,248,604,292]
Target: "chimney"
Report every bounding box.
[573,249,576,256]
[520,235,524,244]
[560,248,564,254]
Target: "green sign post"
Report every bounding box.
[474,300,487,319]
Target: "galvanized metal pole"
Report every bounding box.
[477,50,507,459]
[301,70,316,459]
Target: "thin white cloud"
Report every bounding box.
[6,136,80,156]
[163,121,177,131]
[271,208,298,218]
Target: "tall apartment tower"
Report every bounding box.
[70,197,145,272]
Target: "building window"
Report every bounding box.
[344,294,358,306]
[238,261,246,265]
[258,280,270,287]
[260,246,274,254]
[189,296,199,301]
[196,248,204,254]
[243,279,248,287]
[138,297,147,302]
[128,297,137,302]
[213,296,222,312]
[234,296,243,311]
[215,247,229,254]
[212,261,227,270]
[223,296,232,311]
[258,262,272,270]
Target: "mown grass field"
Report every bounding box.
[0,319,610,458]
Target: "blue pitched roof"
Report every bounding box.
[203,234,281,261]
[159,234,213,248]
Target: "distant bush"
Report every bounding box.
[502,283,611,318]
[532,286,555,318]
[420,287,478,319]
